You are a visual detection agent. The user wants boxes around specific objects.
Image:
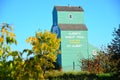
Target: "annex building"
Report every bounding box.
[51,6,98,71]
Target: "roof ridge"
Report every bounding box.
[54,6,84,11]
[58,24,87,31]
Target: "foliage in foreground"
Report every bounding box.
[0,22,120,79]
[25,30,61,79]
[45,71,120,80]
[0,23,60,79]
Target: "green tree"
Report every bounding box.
[108,25,120,73]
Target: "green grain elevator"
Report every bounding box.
[51,6,97,71]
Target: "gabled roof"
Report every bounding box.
[58,24,87,31]
[54,6,84,11]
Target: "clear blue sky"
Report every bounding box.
[0,0,120,51]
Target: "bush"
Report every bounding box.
[45,71,120,80]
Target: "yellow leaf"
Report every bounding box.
[0,49,3,56]
[26,37,33,43]
[0,37,4,42]
[21,61,24,65]
[1,28,5,35]
[41,43,48,50]
[36,32,42,37]
[9,32,16,37]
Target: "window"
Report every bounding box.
[69,14,72,18]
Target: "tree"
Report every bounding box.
[0,23,19,79]
[0,23,61,79]
[26,31,61,79]
[81,51,110,74]
[108,25,120,55]
[0,23,27,80]
[108,25,120,73]
[81,25,120,74]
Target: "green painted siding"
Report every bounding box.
[58,11,84,24]
[88,44,99,58]
[61,31,88,71]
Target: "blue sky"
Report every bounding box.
[0,0,120,52]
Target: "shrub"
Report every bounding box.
[45,71,120,80]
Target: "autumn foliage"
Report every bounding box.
[81,25,120,76]
[0,22,120,79]
[81,51,109,74]
[25,31,61,79]
[0,23,60,79]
